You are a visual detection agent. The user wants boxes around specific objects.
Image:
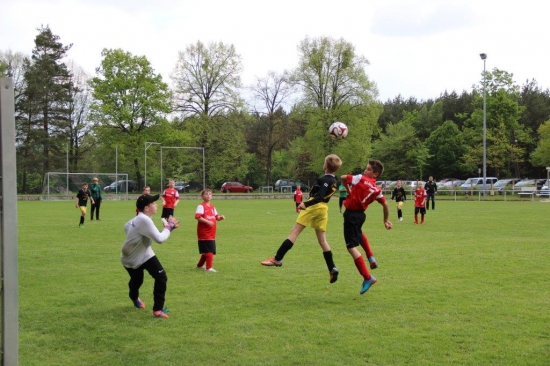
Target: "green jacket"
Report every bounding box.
[90,183,103,201]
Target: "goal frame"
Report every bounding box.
[41,172,129,200]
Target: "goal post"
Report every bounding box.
[41,172,130,200]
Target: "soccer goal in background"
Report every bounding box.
[40,172,130,200]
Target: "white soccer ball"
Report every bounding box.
[329,122,349,140]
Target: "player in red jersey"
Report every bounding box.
[340,160,392,295]
[195,189,225,272]
[413,181,427,224]
[293,185,303,213]
[161,180,180,219]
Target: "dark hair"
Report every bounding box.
[369,160,384,177]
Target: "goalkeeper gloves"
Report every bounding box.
[161,216,179,232]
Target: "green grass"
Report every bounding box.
[18,199,550,365]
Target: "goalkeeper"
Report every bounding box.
[120,194,179,319]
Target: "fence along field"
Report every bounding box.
[17,199,550,365]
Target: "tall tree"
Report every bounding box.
[425,120,467,178]
[292,36,377,110]
[89,48,172,187]
[172,41,243,118]
[530,120,550,168]
[248,71,295,185]
[16,26,73,193]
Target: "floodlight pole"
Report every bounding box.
[480,53,487,195]
[144,142,160,188]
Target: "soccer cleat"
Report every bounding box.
[261,257,282,267]
[133,297,145,309]
[360,276,377,295]
[399,217,403,222]
[205,268,217,272]
[196,265,206,270]
[329,267,339,283]
[368,256,378,270]
[152,310,169,318]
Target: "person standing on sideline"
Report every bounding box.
[89,177,103,221]
[338,181,348,214]
[76,182,94,228]
[142,186,151,195]
[121,194,179,319]
[391,180,407,222]
[424,176,437,210]
[161,180,180,219]
[340,160,392,295]
[195,189,225,272]
[261,154,343,284]
[414,181,427,224]
[293,185,303,213]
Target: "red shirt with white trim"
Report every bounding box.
[195,202,219,240]
[342,174,386,211]
[162,188,180,208]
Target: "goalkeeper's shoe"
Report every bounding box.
[329,267,339,283]
[261,257,282,267]
[368,256,378,270]
[153,307,170,318]
[133,298,145,309]
[360,276,377,295]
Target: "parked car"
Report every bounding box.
[403,180,426,190]
[104,180,137,193]
[539,183,550,197]
[493,178,521,194]
[460,177,498,190]
[437,178,461,188]
[174,181,190,193]
[274,179,309,193]
[220,181,254,193]
[513,178,547,192]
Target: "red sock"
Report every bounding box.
[415,214,418,223]
[205,252,214,269]
[197,254,206,267]
[354,256,371,280]
[360,232,374,257]
[421,215,425,223]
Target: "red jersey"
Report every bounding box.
[294,189,303,203]
[414,189,427,207]
[195,202,219,240]
[342,174,386,211]
[162,188,180,208]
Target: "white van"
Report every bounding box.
[460,177,498,190]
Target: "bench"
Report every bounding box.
[518,186,537,198]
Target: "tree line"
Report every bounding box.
[1,25,549,194]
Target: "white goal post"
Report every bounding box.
[41,172,130,200]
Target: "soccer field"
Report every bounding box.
[17,199,550,365]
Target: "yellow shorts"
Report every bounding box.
[80,206,87,214]
[296,202,328,231]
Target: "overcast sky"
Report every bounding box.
[2,0,549,102]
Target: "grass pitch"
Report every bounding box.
[18,198,550,365]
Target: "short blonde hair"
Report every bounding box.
[324,154,342,174]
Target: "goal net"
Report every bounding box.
[41,172,129,200]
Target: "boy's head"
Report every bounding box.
[396,180,402,187]
[324,154,342,174]
[167,180,175,188]
[364,160,384,179]
[296,185,301,190]
[417,181,423,188]
[92,178,98,184]
[200,189,213,201]
[136,194,160,213]
[82,183,88,189]
[142,186,151,194]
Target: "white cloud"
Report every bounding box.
[2,0,549,102]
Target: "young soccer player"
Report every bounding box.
[75,182,94,227]
[340,160,392,295]
[121,194,179,319]
[161,180,180,219]
[293,185,303,213]
[391,180,407,222]
[195,189,225,272]
[261,154,342,284]
[414,181,427,224]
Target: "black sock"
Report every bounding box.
[398,210,402,218]
[80,216,84,224]
[275,239,294,261]
[323,250,336,271]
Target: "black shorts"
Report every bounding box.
[198,240,216,254]
[343,210,366,249]
[161,208,175,219]
[415,207,426,215]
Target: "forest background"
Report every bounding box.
[2,26,550,194]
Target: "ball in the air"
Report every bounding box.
[329,122,348,140]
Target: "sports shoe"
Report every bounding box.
[205,268,217,272]
[399,217,403,222]
[152,309,169,318]
[133,297,145,309]
[368,256,378,270]
[329,267,339,283]
[196,265,206,270]
[261,257,282,267]
[360,276,377,295]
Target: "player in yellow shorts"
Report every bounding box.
[261,154,342,284]
[75,182,94,227]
